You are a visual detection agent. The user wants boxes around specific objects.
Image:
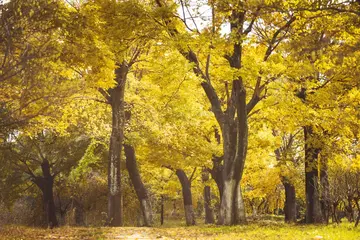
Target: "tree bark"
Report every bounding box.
[72,198,85,226]
[209,155,224,201]
[332,201,340,224]
[176,169,196,226]
[354,199,360,227]
[346,195,354,222]
[107,63,128,226]
[124,144,152,226]
[283,180,297,223]
[304,126,324,224]
[160,195,164,225]
[202,169,215,224]
[204,186,215,224]
[33,160,58,228]
[320,157,330,224]
[218,80,248,225]
[234,183,247,224]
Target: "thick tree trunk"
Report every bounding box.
[42,178,57,228]
[176,169,195,226]
[33,160,58,228]
[218,80,248,225]
[124,144,152,226]
[107,63,128,226]
[283,180,297,223]
[304,126,324,224]
[219,178,236,225]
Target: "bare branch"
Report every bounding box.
[98,88,111,103]
[243,7,261,35]
[189,167,197,183]
[205,54,211,81]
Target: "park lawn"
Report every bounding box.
[0,222,359,240]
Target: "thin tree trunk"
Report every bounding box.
[354,199,360,227]
[107,63,128,226]
[204,186,215,224]
[332,201,340,224]
[124,144,152,226]
[209,156,224,200]
[72,198,85,226]
[160,196,164,225]
[346,196,354,222]
[209,129,224,201]
[304,126,324,224]
[256,199,265,215]
[320,157,330,224]
[176,169,195,226]
[283,180,297,223]
[202,169,214,224]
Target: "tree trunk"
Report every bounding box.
[72,199,85,226]
[42,178,58,228]
[107,63,128,226]
[209,156,224,201]
[354,199,360,227]
[176,169,195,226]
[124,144,152,226]
[204,186,215,224]
[33,160,58,228]
[202,168,214,224]
[332,201,340,224]
[209,128,224,201]
[160,196,164,225]
[218,80,248,225]
[346,196,354,222]
[320,157,330,224]
[304,126,324,224]
[283,180,297,223]
[234,183,246,224]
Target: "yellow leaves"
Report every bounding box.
[314,55,335,73]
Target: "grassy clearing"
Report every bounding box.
[0,221,359,240]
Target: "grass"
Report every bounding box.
[0,220,359,239]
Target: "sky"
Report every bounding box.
[176,0,230,35]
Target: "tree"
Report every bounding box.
[1,129,89,227]
[154,0,303,225]
[124,144,153,226]
[76,0,160,226]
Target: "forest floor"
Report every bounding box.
[0,220,359,240]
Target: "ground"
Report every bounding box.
[0,221,359,240]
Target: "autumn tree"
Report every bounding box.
[153,0,310,225]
